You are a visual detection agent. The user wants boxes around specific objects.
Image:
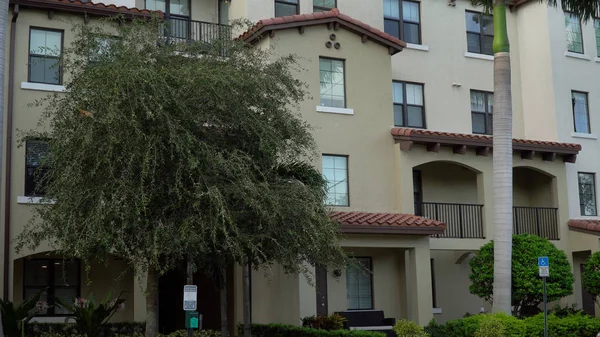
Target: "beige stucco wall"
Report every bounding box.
[417,161,479,204]
[264,25,398,213]
[250,265,301,325]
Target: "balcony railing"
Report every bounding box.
[513,206,559,240]
[162,16,231,44]
[416,202,485,239]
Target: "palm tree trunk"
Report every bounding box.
[243,260,251,337]
[219,266,229,337]
[492,0,513,315]
[145,268,160,337]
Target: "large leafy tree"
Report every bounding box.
[469,234,574,317]
[581,251,600,304]
[470,0,600,314]
[15,17,345,337]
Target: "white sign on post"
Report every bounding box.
[538,256,550,278]
[183,285,197,311]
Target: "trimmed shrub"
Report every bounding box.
[239,323,386,337]
[474,316,504,337]
[302,314,346,331]
[523,313,600,337]
[26,322,146,337]
[433,313,526,337]
[392,319,428,337]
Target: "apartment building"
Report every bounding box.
[3,0,600,334]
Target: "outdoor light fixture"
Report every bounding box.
[333,269,342,277]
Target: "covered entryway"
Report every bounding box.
[159,263,234,334]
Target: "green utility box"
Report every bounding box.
[185,311,202,330]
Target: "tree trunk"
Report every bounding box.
[145,268,160,337]
[243,260,251,337]
[219,266,229,337]
[492,0,513,315]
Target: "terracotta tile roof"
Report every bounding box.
[237,8,406,55]
[11,0,159,17]
[330,211,446,235]
[392,127,581,163]
[568,219,600,235]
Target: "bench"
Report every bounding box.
[334,310,396,337]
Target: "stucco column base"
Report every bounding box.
[407,246,433,325]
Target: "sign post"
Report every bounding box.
[184,285,198,337]
[538,257,549,337]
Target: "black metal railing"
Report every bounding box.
[416,202,485,239]
[513,206,559,240]
[162,16,231,44]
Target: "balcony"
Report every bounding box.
[513,206,559,240]
[162,16,231,44]
[416,202,485,239]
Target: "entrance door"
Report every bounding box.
[316,265,328,316]
[413,170,423,216]
[581,264,596,316]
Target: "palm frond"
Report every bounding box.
[471,0,600,22]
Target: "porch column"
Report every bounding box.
[133,269,147,322]
[394,143,414,214]
[478,169,493,239]
[406,244,433,325]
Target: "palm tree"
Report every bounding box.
[470,0,600,314]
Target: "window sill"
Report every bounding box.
[433,308,443,314]
[405,43,429,52]
[17,196,56,204]
[21,82,66,92]
[464,52,493,61]
[565,51,591,61]
[316,106,354,115]
[571,132,597,139]
[30,316,71,323]
[595,57,600,63]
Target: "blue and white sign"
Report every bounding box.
[538,256,550,277]
[183,285,197,311]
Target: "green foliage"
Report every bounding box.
[424,313,600,337]
[32,329,218,337]
[582,251,600,302]
[470,0,600,23]
[15,9,345,305]
[0,290,49,337]
[469,234,574,316]
[55,292,125,337]
[26,322,145,337]
[474,316,505,337]
[549,303,587,318]
[238,323,385,337]
[302,314,346,331]
[523,313,600,337]
[392,319,428,337]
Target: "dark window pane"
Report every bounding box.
[467,33,481,53]
[407,106,424,127]
[384,19,401,39]
[579,173,597,216]
[24,260,50,287]
[472,113,486,134]
[383,0,400,19]
[314,0,335,10]
[486,115,493,134]
[54,288,77,315]
[394,104,404,126]
[30,56,59,84]
[275,2,297,16]
[403,22,420,44]
[482,15,494,35]
[483,36,494,55]
[573,92,590,133]
[54,261,79,286]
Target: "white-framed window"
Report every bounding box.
[346,257,373,310]
[471,90,494,135]
[29,28,63,85]
[383,0,421,44]
[466,11,493,55]
[572,91,590,134]
[578,172,597,216]
[322,155,348,207]
[565,12,584,53]
[319,57,345,108]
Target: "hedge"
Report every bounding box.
[238,323,386,337]
[425,312,600,337]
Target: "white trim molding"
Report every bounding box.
[571,132,598,140]
[565,51,591,61]
[405,43,429,52]
[21,82,67,92]
[316,106,354,115]
[433,308,443,314]
[17,196,56,204]
[464,52,494,61]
